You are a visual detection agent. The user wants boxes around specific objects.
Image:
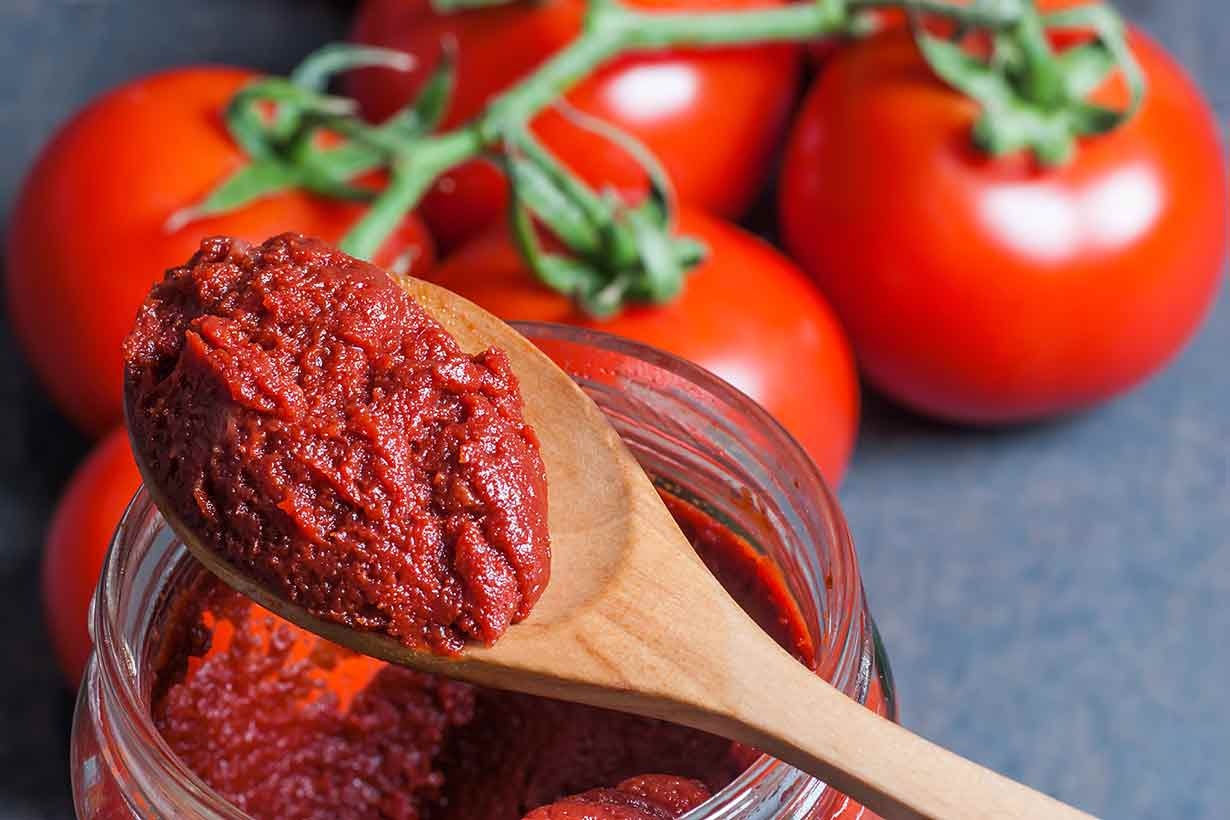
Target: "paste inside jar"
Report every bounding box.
[123,234,550,654]
[153,494,818,820]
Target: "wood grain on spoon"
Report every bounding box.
[132,276,1092,820]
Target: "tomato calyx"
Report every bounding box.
[912,0,1144,165]
[167,45,419,233]
[502,114,705,317]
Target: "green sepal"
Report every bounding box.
[553,99,692,288]
[176,43,426,232]
[621,153,685,303]
[504,147,603,255]
[498,102,703,317]
[1054,40,1116,99]
[500,116,701,317]
[264,44,418,155]
[382,43,458,141]
[623,206,683,304]
[1063,99,1124,136]
[554,100,677,224]
[969,102,1075,165]
[672,236,708,270]
[576,276,634,319]
[1043,3,1145,124]
[507,165,576,293]
[506,175,611,310]
[502,127,607,254]
[538,253,602,299]
[916,30,1015,110]
[286,47,455,162]
[226,77,356,158]
[913,0,1146,167]
[164,159,300,231]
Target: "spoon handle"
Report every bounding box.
[708,638,1094,820]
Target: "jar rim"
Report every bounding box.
[90,321,870,819]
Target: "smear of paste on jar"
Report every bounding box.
[123,233,550,654]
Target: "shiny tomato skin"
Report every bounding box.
[780,29,1227,424]
[6,67,434,436]
[42,428,142,688]
[429,209,859,485]
[348,0,802,250]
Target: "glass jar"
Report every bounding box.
[71,322,896,820]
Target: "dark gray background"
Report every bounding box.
[1,1,1226,818]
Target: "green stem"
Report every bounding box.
[337,0,870,254]
[474,13,626,143]
[194,0,1138,281]
[319,0,1047,258]
[1011,7,1065,108]
[325,0,846,258]
[626,0,1016,48]
[621,3,839,48]
[339,130,480,259]
[335,0,1028,256]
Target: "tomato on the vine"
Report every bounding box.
[780,28,1227,424]
[348,0,802,250]
[43,428,142,687]
[6,67,434,436]
[429,208,859,485]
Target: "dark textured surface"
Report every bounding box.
[0,1,1226,818]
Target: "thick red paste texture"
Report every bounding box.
[154,495,884,820]
[123,234,549,653]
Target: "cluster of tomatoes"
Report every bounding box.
[11,0,1225,688]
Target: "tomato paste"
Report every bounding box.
[123,234,549,654]
[152,495,822,820]
[520,776,714,820]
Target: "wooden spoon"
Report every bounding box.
[131,277,1091,820]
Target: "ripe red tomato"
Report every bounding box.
[6,67,434,437]
[43,428,142,687]
[429,208,859,485]
[780,29,1227,423]
[347,0,802,250]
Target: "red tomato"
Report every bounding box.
[429,209,859,485]
[6,67,434,436]
[348,0,802,250]
[42,429,142,687]
[780,29,1227,423]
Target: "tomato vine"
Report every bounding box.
[182,0,1142,315]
